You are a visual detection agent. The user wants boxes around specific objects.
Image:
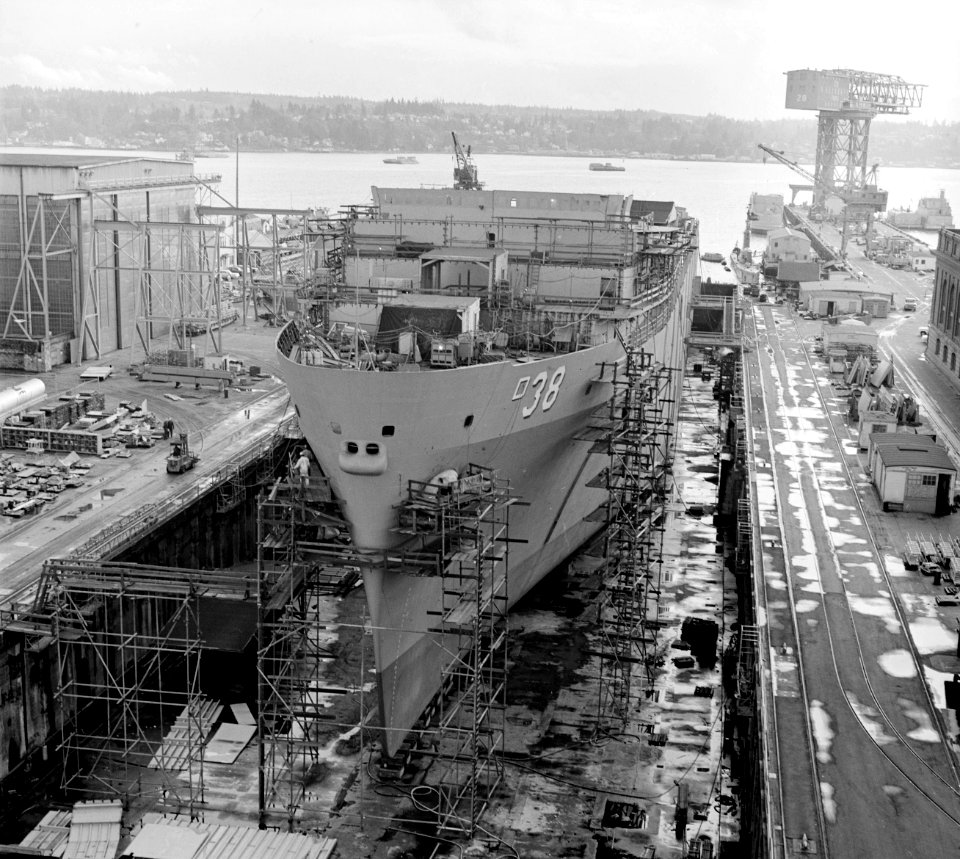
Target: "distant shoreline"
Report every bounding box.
[2,144,957,171]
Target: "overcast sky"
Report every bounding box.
[2,0,958,122]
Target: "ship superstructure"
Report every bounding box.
[277,171,697,756]
[747,192,785,233]
[885,190,954,230]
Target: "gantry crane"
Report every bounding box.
[783,69,924,207]
[451,132,482,191]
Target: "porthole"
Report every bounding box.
[382,425,395,437]
[366,443,380,455]
[346,441,359,454]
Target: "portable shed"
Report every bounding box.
[869,433,955,514]
[858,411,898,451]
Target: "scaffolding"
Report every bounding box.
[91,217,229,360]
[393,465,512,836]
[255,471,356,829]
[39,560,249,816]
[590,349,676,728]
[196,205,338,329]
[255,464,512,839]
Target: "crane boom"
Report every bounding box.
[758,144,818,188]
[757,144,886,212]
[757,143,864,270]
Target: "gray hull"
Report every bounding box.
[278,293,690,754]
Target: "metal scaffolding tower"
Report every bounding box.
[255,471,356,830]
[255,464,513,838]
[393,465,513,836]
[589,349,676,728]
[1,194,78,351]
[38,560,248,815]
[196,205,338,329]
[93,217,228,360]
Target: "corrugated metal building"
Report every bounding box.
[0,154,207,370]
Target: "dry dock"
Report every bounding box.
[0,314,746,857]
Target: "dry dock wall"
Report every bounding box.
[0,434,298,830]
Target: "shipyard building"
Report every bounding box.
[928,227,960,384]
[0,154,209,370]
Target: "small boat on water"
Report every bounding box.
[589,161,626,172]
[383,155,419,165]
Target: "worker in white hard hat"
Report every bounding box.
[295,449,311,488]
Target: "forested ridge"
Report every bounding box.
[2,86,958,167]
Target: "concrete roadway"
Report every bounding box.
[744,222,960,858]
[0,323,293,605]
[750,299,960,858]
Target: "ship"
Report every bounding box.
[382,155,419,165]
[730,246,761,291]
[884,190,953,230]
[589,161,626,171]
[747,192,784,233]
[276,143,697,756]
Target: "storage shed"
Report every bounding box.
[868,432,955,514]
[858,411,898,451]
[822,319,879,352]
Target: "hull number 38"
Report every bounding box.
[513,367,566,417]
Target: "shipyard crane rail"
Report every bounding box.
[451,132,482,191]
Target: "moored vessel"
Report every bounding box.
[730,246,761,290]
[589,161,626,171]
[747,191,784,233]
[276,145,697,755]
[382,155,419,165]
[884,189,953,230]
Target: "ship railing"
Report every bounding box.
[533,293,619,310]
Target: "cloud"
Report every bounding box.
[0,52,174,92]
[0,0,957,120]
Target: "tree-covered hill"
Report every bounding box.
[2,86,957,168]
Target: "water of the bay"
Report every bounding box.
[7,147,960,254]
